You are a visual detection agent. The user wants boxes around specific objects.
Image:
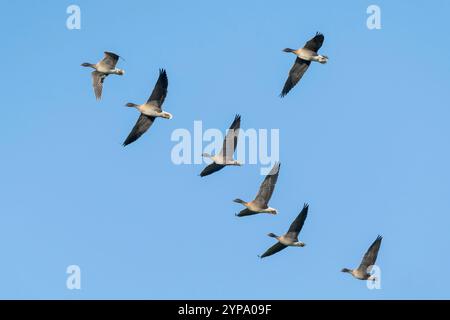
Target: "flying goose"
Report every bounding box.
[341,235,383,281]
[280,32,328,97]
[81,52,125,100]
[122,69,171,147]
[234,162,280,217]
[259,203,309,258]
[200,115,241,177]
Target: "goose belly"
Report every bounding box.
[295,49,316,61]
[138,105,160,117]
[278,237,295,246]
[352,270,369,280]
[246,203,266,212]
[211,157,226,165]
[96,65,113,73]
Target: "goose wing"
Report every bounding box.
[285,203,309,240]
[236,208,258,217]
[99,51,120,69]
[260,242,287,258]
[253,162,280,208]
[303,32,324,52]
[92,71,107,100]
[218,115,241,160]
[357,235,383,273]
[200,163,225,177]
[147,69,168,107]
[123,114,155,146]
[280,58,311,97]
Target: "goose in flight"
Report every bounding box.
[81,52,125,100]
[259,203,309,258]
[280,32,328,97]
[341,235,383,281]
[123,69,171,147]
[234,162,280,217]
[200,115,241,177]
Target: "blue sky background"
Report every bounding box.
[1,0,450,299]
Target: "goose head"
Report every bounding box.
[161,111,173,119]
[317,55,328,64]
[294,241,305,247]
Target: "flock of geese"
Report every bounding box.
[81,33,382,282]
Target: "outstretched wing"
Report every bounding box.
[280,58,311,97]
[123,114,156,146]
[303,32,324,52]
[200,163,225,177]
[358,235,383,273]
[260,242,287,258]
[253,162,280,208]
[147,69,168,107]
[99,51,120,69]
[236,208,259,217]
[286,203,309,240]
[218,115,241,160]
[92,71,107,100]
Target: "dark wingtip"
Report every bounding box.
[122,139,131,147]
[301,203,309,216]
[104,51,121,61]
[274,162,281,171]
[229,114,241,130]
[158,69,168,85]
[159,68,167,80]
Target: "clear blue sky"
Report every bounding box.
[1,0,450,299]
